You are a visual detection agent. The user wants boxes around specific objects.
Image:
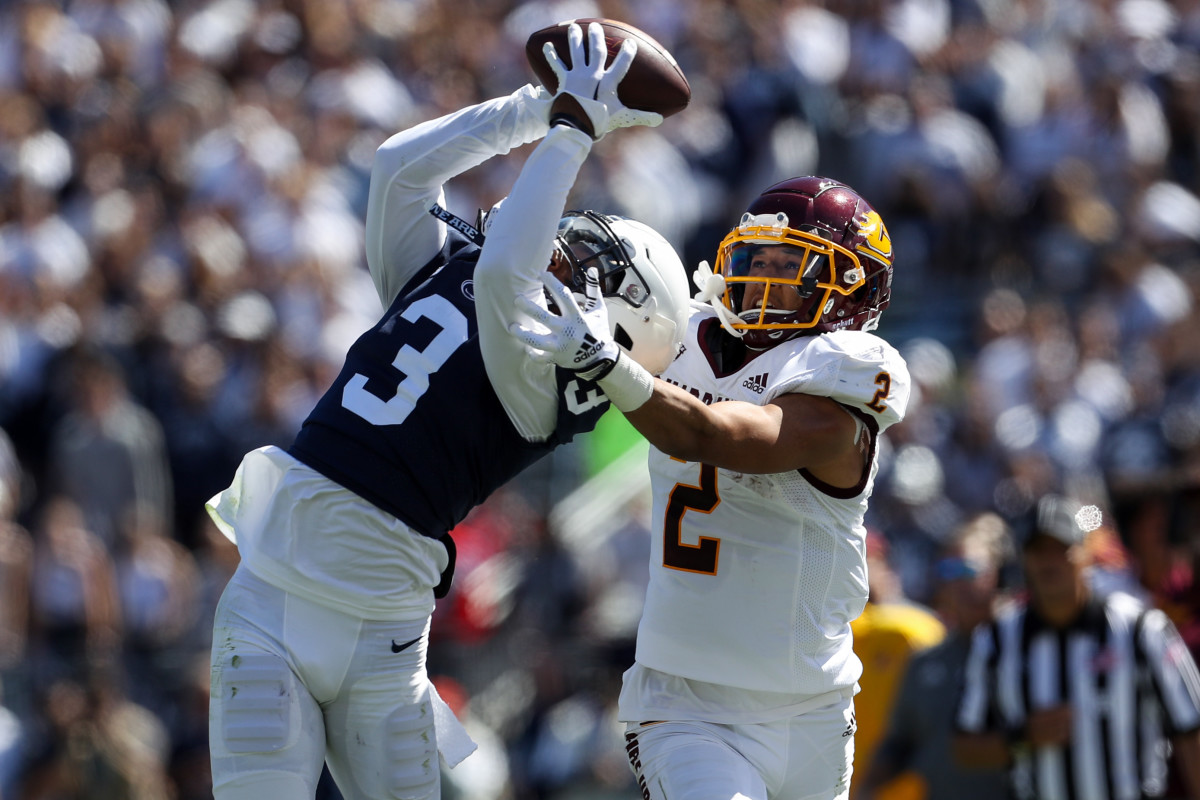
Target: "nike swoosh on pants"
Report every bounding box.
[391,636,421,653]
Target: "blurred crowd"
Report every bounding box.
[2,0,1200,797]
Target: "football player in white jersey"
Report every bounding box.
[204,24,691,800]
[513,176,910,800]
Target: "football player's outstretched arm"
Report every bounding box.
[512,272,868,481]
[622,382,865,480]
[364,84,553,307]
[476,23,660,443]
[472,123,594,443]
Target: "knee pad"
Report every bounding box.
[383,696,439,799]
[212,651,301,755]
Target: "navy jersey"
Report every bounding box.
[289,231,610,539]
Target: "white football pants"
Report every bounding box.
[209,566,464,800]
[623,697,855,800]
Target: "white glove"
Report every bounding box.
[543,22,664,139]
[511,267,620,381]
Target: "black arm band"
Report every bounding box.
[577,355,617,383]
[550,113,590,135]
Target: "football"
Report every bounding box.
[525,18,691,119]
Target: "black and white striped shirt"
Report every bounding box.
[956,592,1200,800]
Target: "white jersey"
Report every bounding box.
[621,307,909,720]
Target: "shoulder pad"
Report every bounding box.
[775,331,910,431]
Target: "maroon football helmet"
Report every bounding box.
[713,176,895,349]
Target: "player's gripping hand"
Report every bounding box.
[511,267,620,381]
[544,21,663,139]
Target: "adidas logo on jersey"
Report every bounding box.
[742,372,769,394]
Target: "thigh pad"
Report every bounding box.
[213,651,301,755]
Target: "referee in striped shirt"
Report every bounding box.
[954,495,1200,800]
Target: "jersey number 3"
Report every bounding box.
[663,463,721,575]
[341,295,469,426]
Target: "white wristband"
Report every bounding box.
[597,353,655,412]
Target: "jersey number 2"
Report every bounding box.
[663,463,721,575]
[341,295,468,426]
[866,371,891,413]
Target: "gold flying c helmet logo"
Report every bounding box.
[854,210,893,262]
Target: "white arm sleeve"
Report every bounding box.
[364,84,552,307]
[474,124,595,442]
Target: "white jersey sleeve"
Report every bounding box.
[474,126,595,442]
[772,329,910,434]
[364,84,552,307]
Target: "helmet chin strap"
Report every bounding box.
[693,260,744,338]
[739,320,789,351]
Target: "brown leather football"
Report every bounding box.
[525,18,691,119]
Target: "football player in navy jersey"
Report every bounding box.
[205,23,690,800]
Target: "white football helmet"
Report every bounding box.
[553,211,690,375]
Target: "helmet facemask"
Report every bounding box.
[716,212,870,348]
[540,211,690,375]
[551,211,655,351]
